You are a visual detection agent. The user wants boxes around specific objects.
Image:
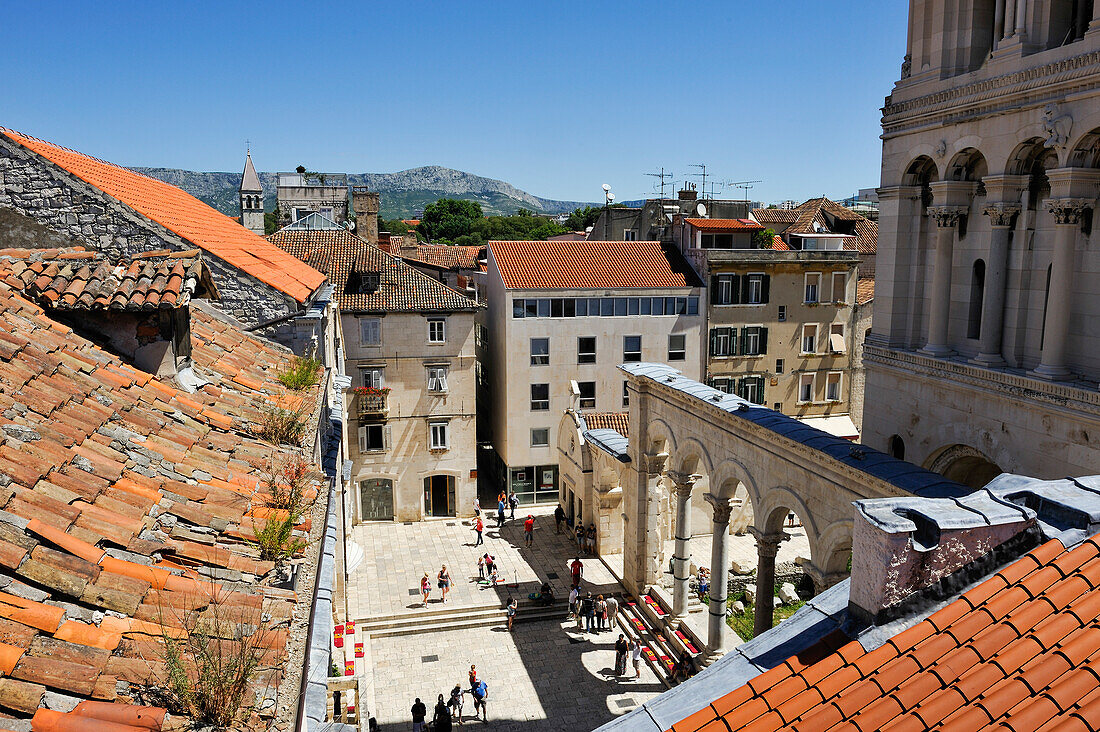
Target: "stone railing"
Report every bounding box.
[356,392,388,417]
[326,678,365,730]
[864,346,1100,414]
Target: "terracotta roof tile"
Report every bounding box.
[753,198,877,254]
[582,412,630,437]
[380,240,485,270]
[684,218,765,231]
[0,128,325,303]
[491,240,703,290]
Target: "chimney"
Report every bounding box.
[848,493,1035,625]
[678,185,698,201]
[351,188,380,246]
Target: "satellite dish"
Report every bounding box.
[607,193,615,202]
[602,183,611,192]
[697,203,707,217]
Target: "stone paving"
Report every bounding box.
[662,523,812,576]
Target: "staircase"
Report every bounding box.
[616,590,704,687]
[357,598,568,639]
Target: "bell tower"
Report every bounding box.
[239,150,265,235]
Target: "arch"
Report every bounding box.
[710,457,760,502]
[946,147,988,183]
[925,444,1003,489]
[672,436,716,478]
[816,520,855,577]
[642,417,678,459]
[968,259,986,339]
[888,434,906,460]
[1005,138,1054,176]
[756,486,821,549]
[903,155,939,186]
[1068,124,1100,168]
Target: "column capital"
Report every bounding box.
[928,179,977,207]
[875,185,922,201]
[980,174,1028,202]
[982,202,1022,227]
[927,206,967,228]
[748,527,789,557]
[667,471,702,497]
[1045,167,1100,198]
[704,493,734,525]
[641,452,668,476]
[1044,198,1093,225]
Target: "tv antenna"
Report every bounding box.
[728,179,763,200]
[645,168,674,200]
[689,164,708,199]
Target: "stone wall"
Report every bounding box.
[0,137,299,326]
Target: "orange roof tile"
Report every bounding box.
[0,128,326,303]
[582,412,630,437]
[684,218,765,231]
[490,240,703,290]
[857,277,875,305]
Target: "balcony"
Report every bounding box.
[354,390,389,417]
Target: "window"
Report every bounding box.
[530,338,549,366]
[746,273,768,304]
[511,296,700,318]
[798,374,815,403]
[888,435,906,460]
[360,367,385,389]
[578,337,596,364]
[832,272,846,303]
[775,358,784,374]
[622,381,630,407]
[429,421,449,450]
[359,318,381,346]
[710,327,736,357]
[801,324,818,354]
[773,402,782,411]
[668,334,686,361]
[623,336,642,362]
[778,305,787,322]
[805,273,821,303]
[531,428,549,447]
[347,271,380,295]
[710,377,733,394]
[968,260,985,339]
[741,326,768,356]
[530,383,549,411]
[623,229,638,241]
[829,323,845,353]
[358,423,387,452]
[738,376,765,405]
[428,318,446,343]
[427,366,449,393]
[826,372,842,402]
[712,274,738,305]
[578,381,596,410]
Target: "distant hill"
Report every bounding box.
[132,165,594,219]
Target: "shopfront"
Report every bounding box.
[509,464,558,505]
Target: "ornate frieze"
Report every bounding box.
[982,203,1022,227]
[928,206,967,227]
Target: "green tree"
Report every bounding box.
[379,218,410,234]
[420,198,485,243]
[752,227,777,248]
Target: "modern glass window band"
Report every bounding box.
[512,296,700,319]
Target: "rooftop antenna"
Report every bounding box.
[689,164,707,200]
[728,179,763,201]
[644,168,674,200]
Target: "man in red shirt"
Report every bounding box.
[473,516,484,547]
[523,515,535,548]
[570,557,583,589]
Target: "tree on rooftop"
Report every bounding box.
[419,198,484,244]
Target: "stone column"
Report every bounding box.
[1004,0,1016,38]
[640,453,668,588]
[1089,0,1100,36]
[920,206,966,357]
[751,530,787,638]
[1032,198,1091,380]
[993,0,1006,47]
[668,471,700,617]
[1014,0,1027,37]
[870,186,923,348]
[972,203,1021,366]
[703,494,733,661]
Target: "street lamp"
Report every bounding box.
[602,184,614,239]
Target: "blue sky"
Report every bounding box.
[3,1,908,205]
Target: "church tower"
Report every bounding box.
[239,150,265,235]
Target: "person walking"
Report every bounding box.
[581,592,595,633]
[468,665,478,688]
[411,697,427,732]
[605,594,620,629]
[471,678,489,723]
[586,523,597,555]
[568,585,579,619]
[473,495,480,517]
[523,514,535,548]
[570,557,583,588]
[438,564,452,603]
[631,638,643,678]
[477,555,485,582]
[448,684,465,726]
[496,499,506,529]
[434,694,453,732]
[595,595,607,632]
[575,523,585,552]
[508,490,518,521]
[421,573,431,606]
[554,504,566,533]
[506,596,517,631]
[615,634,629,676]
[473,515,484,547]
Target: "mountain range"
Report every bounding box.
[133,165,595,219]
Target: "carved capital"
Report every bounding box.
[982,203,1021,228]
[642,452,668,476]
[748,527,789,558]
[667,471,701,498]
[927,206,967,228]
[704,493,734,525]
[1045,198,1093,225]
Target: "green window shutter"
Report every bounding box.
[730,275,741,304]
[760,327,768,355]
[709,328,719,357]
[762,275,771,303]
[740,328,749,356]
[729,327,738,356]
[710,275,720,305]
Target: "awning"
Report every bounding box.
[797,414,860,441]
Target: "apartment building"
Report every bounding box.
[271,215,481,521]
[673,213,862,438]
[484,239,704,503]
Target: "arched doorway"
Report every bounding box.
[926,444,1003,489]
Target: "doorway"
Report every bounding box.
[359,479,394,522]
[424,475,456,517]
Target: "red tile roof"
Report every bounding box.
[0,128,326,303]
[269,229,478,313]
[583,413,630,437]
[0,279,323,729]
[769,235,790,251]
[0,246,217,311]
[857,277,875,305]
[491,240,702,290]
[667,534,1100,732]
[753,198,878,254]
[684,218,765,232]
[380,240,484,271]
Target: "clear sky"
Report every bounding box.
[3,1,909,205]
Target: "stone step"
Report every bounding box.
[367,604,567,639]
[359,601,569,635]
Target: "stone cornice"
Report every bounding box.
[882,49,1100,133]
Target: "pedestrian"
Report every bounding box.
[496,500,506,529]
[411,697,427,732]
[605,594,619,629]
[471,679,488,722]
[497,489,507,507]
[568,585,579,618]
[523,514,534,548]
[421,573,431,606]
[575,523,584,552]
[554,504,566,533]
[570,557,583,588]
[581,592,595,633]
[509,490,519,520]
[448,684,465,725]
[586,523,597,555]
[434,694,453,732]
[473,515,484,547]
[468,664,478,688]
[595,595,607,632]
[506,596,517,631]
[615,634,629,676]
[438,564,452,603]
[484,553,495,577]
[490,563,499,584]
[631,638,643,678]
[477,555,485,582]
[473,495,481,517]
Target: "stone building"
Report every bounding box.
[556,411,632,556]
[276,171,350,227]
[270,216,481,522]
[588,187,751,242]
[0,127,328,337]
[379,234,486,301]
[865,0,1100,484]
[484,239,705,504]
[239,150,265,235]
